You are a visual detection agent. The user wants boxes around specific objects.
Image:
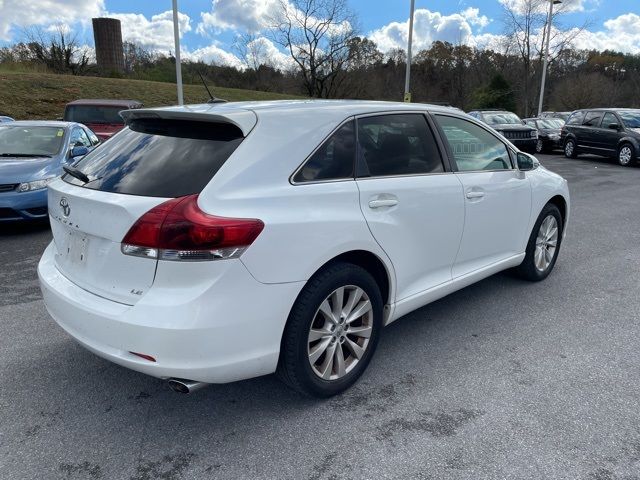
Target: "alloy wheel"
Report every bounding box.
[619,145,632,165]
[565,141,574,157]
[534,215,558,272]
[307,285,373,381]
[536,139,544,153]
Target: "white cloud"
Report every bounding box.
[461,7,490,29]
[498,0,587,15]
[571,13,640,54]
[109,10,192,53]
[197,0,282,34]
[243,37,295,70]
[0,0,105,41]
[188,45,245,69]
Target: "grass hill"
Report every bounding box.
[0,71,302,120]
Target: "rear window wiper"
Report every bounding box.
[63,165,90,184]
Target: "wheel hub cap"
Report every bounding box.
[534,215,559,272]
[620,147,632,164]
[307,285,373,381]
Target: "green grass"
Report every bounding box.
[0,71,303,120]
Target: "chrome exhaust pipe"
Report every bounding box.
[167,378,209,394]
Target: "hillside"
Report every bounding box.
[0,71,302,120]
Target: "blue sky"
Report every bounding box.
[1,0,640,67]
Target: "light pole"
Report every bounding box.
[172,0,184,106]
[403,0,415,102]
[537,0,562,116]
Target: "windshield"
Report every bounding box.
[483,112,522,125]
[537,119,562,129]
[64,105,125,125]
[0,126,65,157]
[618,111,640,128]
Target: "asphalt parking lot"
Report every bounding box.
[1,153,639,480]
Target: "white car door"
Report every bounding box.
[355,113,464,302]
[433,114,532,278]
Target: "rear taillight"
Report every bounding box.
[121,194,264,261]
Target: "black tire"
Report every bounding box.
[564,138,578,158]
[277,262,383,397]
[617,142,636,167]
[516,203,563,282]
[535,139,546,154]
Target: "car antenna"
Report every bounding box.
[198,71,227,104]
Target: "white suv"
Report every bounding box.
[38,101,569,397]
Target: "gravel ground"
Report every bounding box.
[1,153,639,480]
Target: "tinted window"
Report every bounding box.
[65,106,125,125]
[583,111,604,127]
[0,125,65,157]
[293,121,355,182]
[602,113,618,129]
[618,111,640,128]
[357,114,443,177]
[86,128,100,146]
[71,127,91,147]
[435,115,512,171]
[566,112,585,125]
[66,119,244,197]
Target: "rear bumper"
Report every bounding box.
[38,243,305,383]
[0,189,48,221]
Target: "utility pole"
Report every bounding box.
[403,0,415,102]
[538,0,562,116]
[172,0,184,106]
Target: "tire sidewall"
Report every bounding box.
[521,204,563,281]
[564,139,576,158]
[618,143,635,167]
[284,264,383,397]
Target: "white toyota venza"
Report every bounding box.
[38,101,569,397]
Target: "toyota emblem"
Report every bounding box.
[59,197,70,217]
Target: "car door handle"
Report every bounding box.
[465,190,485,199]
[369,199,398,208]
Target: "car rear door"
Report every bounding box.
[580,111,604,152]
[355,113,464,301]
[596,112,622,155]
[432,114,532,278]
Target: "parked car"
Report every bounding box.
[0,121,100,221]
[38,101,569,397]
[540,111,571,123]
[0,116,15,123]
[561,108,640,166]
[62,99,143,142]
[468,109,538,151]
[524,118,563,153]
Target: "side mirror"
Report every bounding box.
[517,152,539,171]
[70,146,89,158]
[608,123,620,130]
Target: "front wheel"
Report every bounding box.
[618,143,636,167]
[277,262,383,397]
[535,139,545,154]
[516,203,563,281]
[564,138,578,158]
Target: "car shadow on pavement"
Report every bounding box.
[0,219,50,236]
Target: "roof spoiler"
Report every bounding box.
[120,107,257,137]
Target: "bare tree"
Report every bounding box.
[502,0,586,115]
[268,0,358,98]
[233,33,271,71]
[23,25,91,75]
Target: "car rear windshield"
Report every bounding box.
[64,119,244,197]
[483,112,522,125]
[64,105,127,125]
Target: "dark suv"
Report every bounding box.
[562,109,640,166]
[468,110,538,152]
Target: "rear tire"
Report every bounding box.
[516,204,563,282]
[277,262,383,397]
[618,143,636,167]
[564,138,578,158]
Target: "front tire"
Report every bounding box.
[618,143,636,167]
[564,138,578,158]
[535,139,546,154]
[516,203,563,282]
[277,262,383,397]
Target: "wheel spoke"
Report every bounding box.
[318,342,337,379]
[335,344,346,377]
[319,299,337,324]
[308,327,331,342]
[534,246,544,270]
[346,299,371,324]
[331,287,344,319]
[347,325,372,338]
[546,226,558,242]
[309,337,331,364]
[345,337,365,359]
[544,247,553,265]
[342,287,363,319]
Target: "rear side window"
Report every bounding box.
[293,120,355,183]
[566,112,584,125]
[357,114,443,177]
[65,119,244,197]
[602,112,618,128]
[583,111,604,127]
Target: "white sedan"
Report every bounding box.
[38,101,569,397]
